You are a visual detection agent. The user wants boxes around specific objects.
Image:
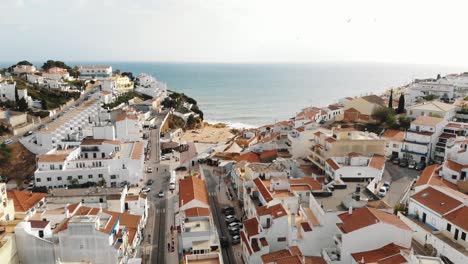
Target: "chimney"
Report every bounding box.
[348,206,353,215]
[360,257,365,263]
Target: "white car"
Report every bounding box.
[141,187,151,193]
[3,139,13,145]
[383,181,391,190]
[158,191,165,198]
[377,187,387,197]
[147,167,153,173]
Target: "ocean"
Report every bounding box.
[2,62,466,128]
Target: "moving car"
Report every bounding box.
[158,191,164,198]
[141,187,151,193]
[147,179,154,185]
[147,167,153,173]
[408,160,416,169]
[377,187,387,197]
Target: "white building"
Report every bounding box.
[177,176,221,259]
[324,154,385,182]
[15,203,143,264]
[13,65,36,75]
[401,116,446,162]
[78,66,112,79]
[407,81,455,105]
[0,79,33,106]
[34,137,145,188]
[382,129,405,159]
[42,67,70,81]
[404,186,468,264]
[440,137,468,184]
[322,207,412,264]
[407,101,458,121]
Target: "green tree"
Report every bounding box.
[187,114,196,128]
[41,100,48,110]
[398,116,411,130]
[373,107,396,127]
[14,87,19,103]
[397,94,405,114]
[16,60,32,66]
[437,73,441,80]
[17,98,29,111]
[97,178,107,187]
[388,89,393,109]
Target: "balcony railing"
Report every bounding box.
[404,139,429,145]
[401,148,428,156]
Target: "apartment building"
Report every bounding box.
[34,137,145,188]
[434,122,468,163]
[101,75,134,95]
[177,176,221,259]
[324,153,385,182]
[0,183,19,264]
[13,65,36,75]
[322,207,412,264]
[7,190,46,221]
[78,65,112,79]
[15,203,143,264]
[401,116,446,162]
[382,129,405,159]
[308,128,385,174]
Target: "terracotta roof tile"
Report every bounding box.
[444,206,468,231]
[412,116,444,126]
[326,158,340,170]
[29,220,50,229]
[256,203,288,219]
[289,177,322,191]
[382,129,405,142]
[338,207,411,233]
[304,256,327,264]
[235,152,261,163]
[444,159,466,172]
[37,154,68,163]
[411,187,463,215]
[179,176,209,207]
[185,207,211,217]
[253,178,273,202]
[351,243,408,264]
[7,190,46,212]
[243,217,260,238]
[369,155,385,170]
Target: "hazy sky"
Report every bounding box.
[1,0,468,65]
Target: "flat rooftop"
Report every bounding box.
[48,187,123,197]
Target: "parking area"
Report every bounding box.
[381,162,420,206]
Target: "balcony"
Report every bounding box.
[404,139,429,146]
[81,146,99,152]
[400,148,428,156]
[322,247,341,263]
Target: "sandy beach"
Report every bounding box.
[180,122,236,144]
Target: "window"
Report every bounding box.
[102,153,105,158]
[78,175,83,179]
[50,164,55,170]
[47,177,52,182]
[57,177,62,181]
[88,175,93,179]
[59,165,62,170]
[462,232,466,241]
[452,175,458,180]
[447,223,452,232]
[277,237,287,242]
[98,174,103,178]
[93,153,97,158]
[67,176,72,180]
[110,175,116,179]
[36,178,41,182]
[393,144,398,148]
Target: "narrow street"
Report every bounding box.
[203,167,237,264]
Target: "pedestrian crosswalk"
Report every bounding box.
[209,192,217,196]
[156,208,166,214]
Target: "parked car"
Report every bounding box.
[228,226,239,232]
[377,187,387,197]
[158,191,164,198]
[141,187,151,193]
[147,167,153,173]
[392,158,400,165]
[399,158,408,167]
[408,160,416,169]
[225,215,238,223]
[383,181,391,191]
[23,131,33,137]
[3,139,13,145]
[223,208,235,216]
[231,235,240,244]
[221,206,234,213]
[228,222,242,229]
[147,179,154,185]
[229,228,240,236]
[416,161,426,171]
